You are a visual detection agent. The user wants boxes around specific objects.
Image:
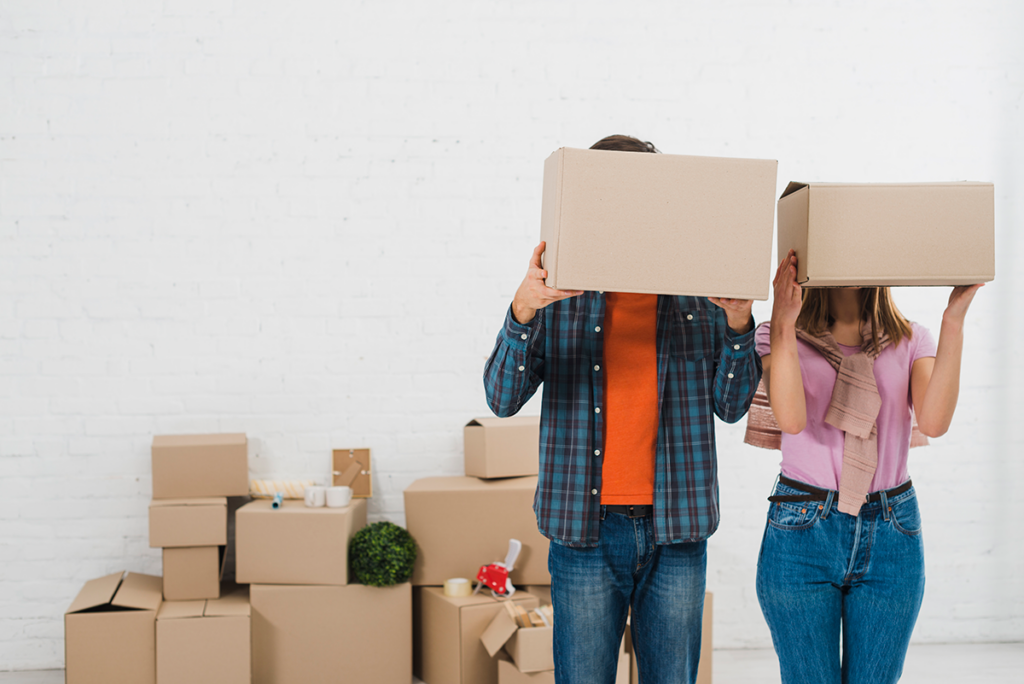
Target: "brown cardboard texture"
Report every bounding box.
[152,433,248,499]
[628,592,713,684]
[235,497,367,585]
[65,571,163,684]
[464,416,540,479]
[162,546,225,601]
[156,586,250,684]
[496,639,629,684]
[251,582,412,684]
[777,181,995,287]
[415,586,539,684]
[520,585,551,606]
[404,476,549,586]
[331,447,372,497]
[540,147,777,299]
[149,497,227,548]
[480,606,553,673]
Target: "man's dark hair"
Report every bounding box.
[589,134,660,153]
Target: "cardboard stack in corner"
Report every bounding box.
[407,415,713,684]
[232,459,411,683]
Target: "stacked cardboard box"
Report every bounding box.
[407,416,549,684]
[150,434,248,600]
[236,483,413,683]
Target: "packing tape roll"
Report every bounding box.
[250,479,316,500]
[444,578,473,597]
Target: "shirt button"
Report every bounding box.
[727,373,735,379]
[686,314,693,321]
[520,333,528,340]
[594,449,601,456]
[734,344,741,350]
[518,365,525,372]
[591,489,598,495]
[595,326,601,332]
[594,365,600,371]
[594,407,601,413]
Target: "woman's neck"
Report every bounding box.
[828,288,864,346]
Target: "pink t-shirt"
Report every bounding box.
[755,321,937,492]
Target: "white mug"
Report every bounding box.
[326,486,352,508]
[304,485,327,508]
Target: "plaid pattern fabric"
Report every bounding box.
[484,291,761,547]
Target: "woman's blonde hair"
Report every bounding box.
[796,287,913,349]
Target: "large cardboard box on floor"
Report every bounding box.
[777,181,995,287]
[415,587,539,684]
[251,582,412,684]
[151,433,248,499]
[404,476,549,586]
[149,497,227,548]
[64,571,163,684]
[540,147,777,299]
[464,416,540,479]
[155,586,250,684]
[235,497,367,585]
[162,546,225,601]
[629,592,713,684]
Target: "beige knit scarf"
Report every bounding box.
[744,323,927,516]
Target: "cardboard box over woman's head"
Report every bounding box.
[777,181,995,287]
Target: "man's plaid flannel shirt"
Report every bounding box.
[484,292,762,547]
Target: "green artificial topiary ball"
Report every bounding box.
[349,521,418,587]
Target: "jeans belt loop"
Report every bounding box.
[821,490,835,520]
[600,504,606,521]
[880,489,890,521]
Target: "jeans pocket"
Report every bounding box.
[766,500,821,531]
[890,494,923,536]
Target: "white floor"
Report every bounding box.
[3,642,1021,683]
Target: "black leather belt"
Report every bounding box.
[605,504,652,518]
[769,475,912,504]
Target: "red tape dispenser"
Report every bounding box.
[474,539,522,598]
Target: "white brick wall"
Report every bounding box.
[2,0,1022,670]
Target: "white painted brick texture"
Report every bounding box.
[2,0,1022,671]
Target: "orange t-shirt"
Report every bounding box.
[600,292,658,505]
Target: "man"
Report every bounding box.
[483,135,762,684]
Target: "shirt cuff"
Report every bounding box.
[723,318,756,357]
[502,303,538,350]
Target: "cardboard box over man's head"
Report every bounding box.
[540,147,777,299]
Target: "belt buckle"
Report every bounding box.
[626,505,647,519]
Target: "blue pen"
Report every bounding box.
[271,492,284,509]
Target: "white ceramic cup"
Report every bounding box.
[326,486,353,508]
[304,485,327,508]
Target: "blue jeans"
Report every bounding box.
[756,478,926,684]
[549,507,707,684]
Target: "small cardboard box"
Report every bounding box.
[495,640,629,684]
[251,583,412,684]
[65,571,163,684]
[152,433,248,499]
[540,147,777,299]
[464,416,540,479]
[628,592,713,684]
[404,476,550,586]
[415,586,540,684]
[155,586,250,684]
[149,497,227,548]
[777,181,995,287]
[162,546,225,601]
[480,605,553,673]
[235,497,367,585]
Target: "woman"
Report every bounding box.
[753,249,981,684]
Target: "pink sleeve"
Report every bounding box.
[910,322,937,362]
[755,321,772,357]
